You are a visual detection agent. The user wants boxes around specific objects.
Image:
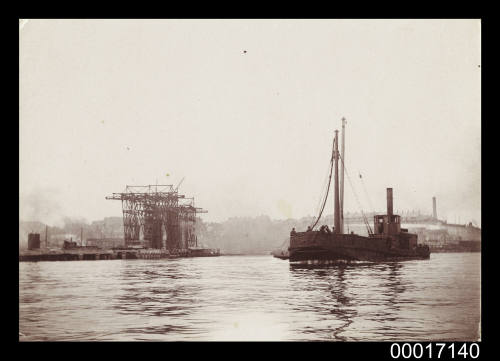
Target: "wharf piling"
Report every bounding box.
[19,247,220,262]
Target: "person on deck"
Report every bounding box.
[306,226,312,232]
[290,228,297,236]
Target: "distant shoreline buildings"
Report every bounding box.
[20,199,480,253]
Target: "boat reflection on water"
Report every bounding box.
[288,261,407,340]
[108,260,206,340]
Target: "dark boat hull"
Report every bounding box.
[289,246,429,262]
[289,232,430,262]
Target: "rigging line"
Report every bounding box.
[359,172,375,213]
[310,139,333,220]
[279,237,289,249]
[313,150,334,218]
[310,158,333,230]
[309,137,335,230]
[339,154,373,236]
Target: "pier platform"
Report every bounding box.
[19,247,220,262]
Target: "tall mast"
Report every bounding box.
[340,117,345,234]
[334,130,341,233]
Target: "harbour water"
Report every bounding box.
[19,253,480,341]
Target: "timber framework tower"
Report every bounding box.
[106,185,206,250]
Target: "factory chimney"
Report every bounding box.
[432,197,437,220]
[387,188,393,219]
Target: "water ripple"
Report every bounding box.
[19,253,480,341]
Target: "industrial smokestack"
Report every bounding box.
[387,188,393,218]
[433,197,437,220]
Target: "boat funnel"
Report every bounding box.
[387,188,393,218]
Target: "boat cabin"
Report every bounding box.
[372,188,418,250]
[373,188,402,236]
[374,214,401,235]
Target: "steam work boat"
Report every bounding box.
[288,119,430,262]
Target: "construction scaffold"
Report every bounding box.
[106,185,207,250]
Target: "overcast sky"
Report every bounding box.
[19,19,481,225]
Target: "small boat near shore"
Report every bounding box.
[271,249,289,260]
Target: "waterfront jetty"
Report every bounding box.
[19,247,220,262]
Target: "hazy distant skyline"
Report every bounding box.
[19,19,481,226]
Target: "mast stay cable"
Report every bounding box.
[307,133,374,236]
[309,137,335,230]
[359,173,375,213]
[312,147,334,221]
[339,155,374,236]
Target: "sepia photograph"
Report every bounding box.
[19,19,481,344]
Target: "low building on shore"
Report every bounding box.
[85,238,125,249]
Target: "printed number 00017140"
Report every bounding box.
[390,343,480,359]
